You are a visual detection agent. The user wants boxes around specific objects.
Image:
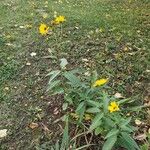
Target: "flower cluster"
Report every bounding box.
[39,15,66,35]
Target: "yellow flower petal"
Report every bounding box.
[93,78,108,87]
[53,15,66,25]
[108,101,119,113]
[39,23,49,35]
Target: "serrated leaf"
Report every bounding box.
[87,100,102,107]
[60,116,69,150]
[47,80,60,91]
[121,132,140,150]
[105,128,119,139]
[120,117,132,127]
[63,72,82,87]
[86,107,100,113]
[121,126,134,133]
[90,113,104,130]
[102,135,117,150]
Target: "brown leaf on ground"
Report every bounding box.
[0,129,7,138]
[29,122,39,129]
[134,133,147,141]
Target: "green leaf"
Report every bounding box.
[76,102,85,113]
[63,72,82,87]
[103,118,115,128]
[47,80,60,91]
[60,58,68,69]
[48,70,61,84]
[118,98,132,104]
[60,116,69,150]
[86,107,101,113]
[46,70,60,77]
[102,135,117,150]
[87,100,102,107]
[90,113,104,130]
[120,117,132,127]
[102,92,110,113]
[121,132,140,150]
[126,105,146,112]
[91,70,98,83]
[121,126,134,133]
[55,141,59,150]
[76,102,85,122]
[105,128,119,139]
[140,144,149,150]
[95,127,103,135]
[79,105,85,122]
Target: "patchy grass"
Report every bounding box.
[0,0,149,149]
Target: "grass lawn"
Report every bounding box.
[0,0,149,149]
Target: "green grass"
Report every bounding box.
[0,0,149,149]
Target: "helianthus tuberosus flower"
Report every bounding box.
[108,101,120,113]
[93,78,108,87]
[39,23,49,35]
[52,15,66,25]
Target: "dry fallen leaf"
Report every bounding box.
[134,133,147,141]
[29,122,39,129]
[135,119,142,125]
[0,129,7,138]
[30,52,36,57]
[53,107,59,115]
[114,92,123,98]
[26,62,31,66]
[4,87,9,91]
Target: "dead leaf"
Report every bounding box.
[135,119,142,125]
[134,133,147,141]
[29,122,39,129]
[26,62,31,66]
[4,87,9,91]
[114,92,124,98]
[53,107,59,115]
[0,129,7,138]
[30,52,36,57]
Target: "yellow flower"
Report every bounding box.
[84,114,92,121]
[53,15,66,25]
[39,23,49,35]
[93,78,108,87]
[108,101,120,113]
